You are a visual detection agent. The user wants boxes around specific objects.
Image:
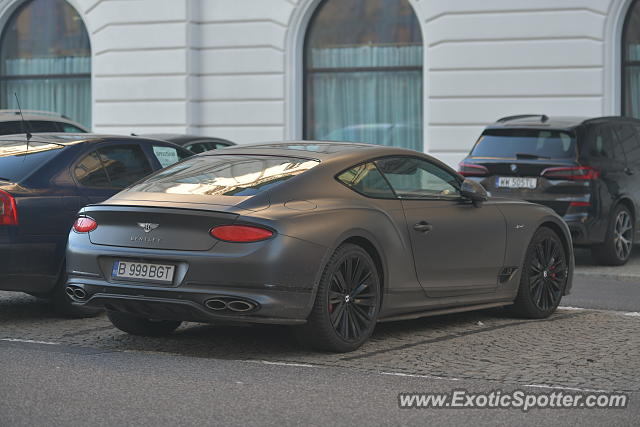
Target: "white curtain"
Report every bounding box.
[2,56,91,128]
[308,45,423,152]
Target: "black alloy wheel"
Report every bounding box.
[327,252,378,342]
[528,235,567,312]
[592,204,635,266]
[295,243,380,352]
[512,227,568,318]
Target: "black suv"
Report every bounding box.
[459,115,640,265]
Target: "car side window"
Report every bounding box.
[337,162,396,199]
[98,145,153,188]
[73,151,110,187]
[184,142,211,154]
[613,123,640,165]
[60,123,86,133]
[375,156,460,199]
[584,125,625,162]
[151,145,190,168]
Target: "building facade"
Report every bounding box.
[0,0,639,167]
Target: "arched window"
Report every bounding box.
[623,0,640,118]
[304,0,423,151]
[0,0,91,128]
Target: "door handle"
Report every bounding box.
[413,221,433,233]
[624,167,635,176]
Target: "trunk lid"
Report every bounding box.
[83,205,238,251]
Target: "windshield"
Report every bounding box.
[0,140,64,181]
[127,155,320,196]
[471,129,577,160]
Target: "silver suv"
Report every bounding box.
[0,110,88,135]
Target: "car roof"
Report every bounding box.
[0,110,88,130]
[139,134,235,146]
[0,133,187,147]
[202,141,456,174]
[486,115,640,131]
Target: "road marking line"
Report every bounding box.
[624,312,640,317]
[558,306,585,311]
[1,338,59,345]
[525,384,608,393]
[259,360,317,368]
[380,371,460,381]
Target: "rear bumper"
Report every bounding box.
[66,231,328,324]
[563,215,607,245]
[66,280,312,325]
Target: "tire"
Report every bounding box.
[511,227,568,319]
[107,311,182,337]
[591,204,634,266]
[51,272,102,318]
[294,243,381,352]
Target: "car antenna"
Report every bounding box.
[14,93,32,154]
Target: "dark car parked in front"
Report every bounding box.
[0,133,192,315]
[459,115,640,265]
[140,134,235,153]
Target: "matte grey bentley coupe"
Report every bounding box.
[66,142,574,352]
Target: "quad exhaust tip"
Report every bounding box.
[65,286,87,301]
[204,297,257,313]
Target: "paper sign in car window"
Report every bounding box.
[152,146,179,168]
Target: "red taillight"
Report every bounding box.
[0,189,18,225]
[210,225,273,242]
[570,202,591,207]
[541,166,600,180]
[458,162,489,177]
[73,217,97,233]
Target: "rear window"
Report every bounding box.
[0,140,63,182]
[127,155,319,196]
[471,129,576,160]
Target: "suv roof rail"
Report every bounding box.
[0,109,70,120]
[496,114,549,123]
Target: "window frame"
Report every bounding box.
[335,155,464,201]
[622,0,640,117]
[0,0,91,125]
[302,0,423,144]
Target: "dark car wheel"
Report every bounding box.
[295,243,380,353]
[51,272,102,318]
[107,311,182,337]
[591,204,634,266]
[511,227,568,319]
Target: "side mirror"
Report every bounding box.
[460,179,488,206]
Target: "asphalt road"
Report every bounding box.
[563,275,640,312]
[1,252,638,426]
[0,340,637,427]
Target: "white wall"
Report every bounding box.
[0,0,634,168]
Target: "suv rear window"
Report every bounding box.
[127,155,319,196]
[0,140,64,182]
[471,129,576,160]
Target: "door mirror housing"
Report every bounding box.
[460,179,488,205]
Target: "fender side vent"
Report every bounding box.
[498,267,519,283]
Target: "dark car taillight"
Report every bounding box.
[458,162,489,177]
[0,189,18,225]
[73,217,97,233]
[541,166,600,180]
[210,225,273,242]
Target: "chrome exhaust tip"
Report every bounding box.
[204,299,227,311]
[73,288,87,300]
[227,300,255,312]
[65,286,76,298]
